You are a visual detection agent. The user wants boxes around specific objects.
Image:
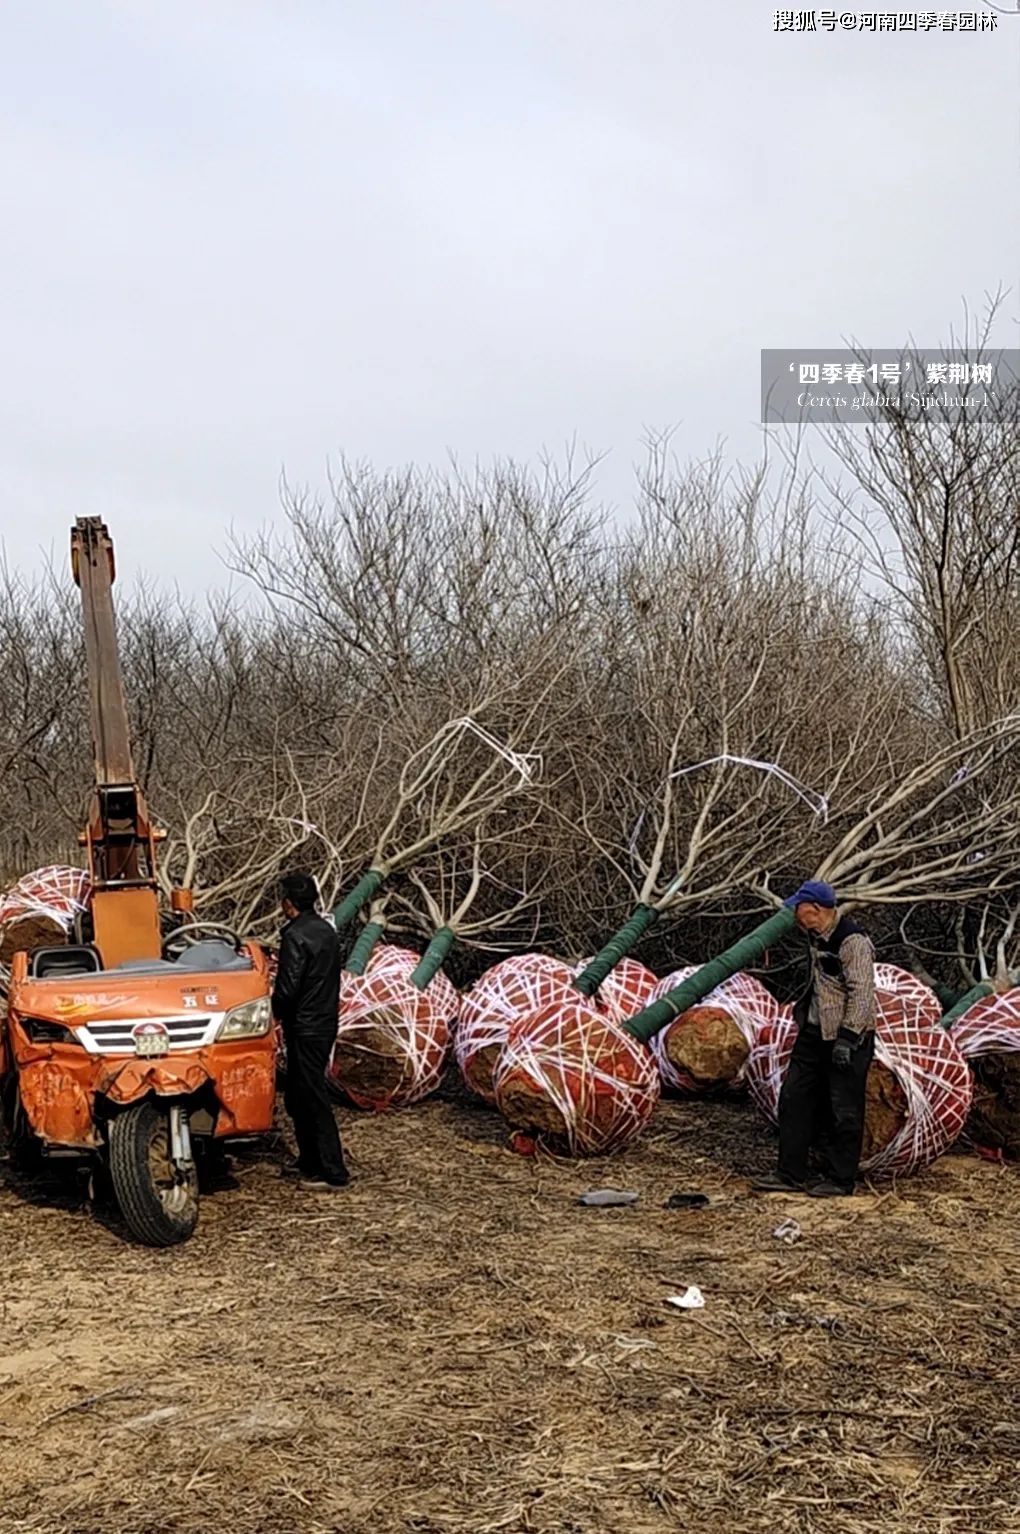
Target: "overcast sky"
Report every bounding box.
[2,0,1018,592]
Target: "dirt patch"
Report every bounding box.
[0,1092,1017,1534]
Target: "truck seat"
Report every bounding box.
[29,945,103,980]
[173,940,252,973]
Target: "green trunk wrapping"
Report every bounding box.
[932,981,962,1011]
[345,922,385,976]
[624,907,797,1043]
[332,869,386,931]
[411,926,457,989]
[573,904,661,996]
[941,981,993,1030]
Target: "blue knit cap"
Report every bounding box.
[784,879,836,909]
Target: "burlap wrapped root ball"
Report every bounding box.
[572,955,658,1026]
[492,993,660,1155]
[0,866,92,967]
[649,967,781,1094]
[950,989,1020,1158]
[746,964,972,1177]
[456,953,576,1103]
[329,947,458,1110]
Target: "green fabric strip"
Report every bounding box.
[625,907,797,1042]
[410,926,457,989]
[332,868,386,931]
[573,904,661,997]
[940,981,993,1030]
[345,920,385,975]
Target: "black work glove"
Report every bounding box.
[831,1032,856,1071]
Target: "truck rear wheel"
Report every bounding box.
[108,1100,200,1246]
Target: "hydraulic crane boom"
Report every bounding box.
[71,517,163,966]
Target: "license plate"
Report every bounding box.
[135,1033,169,1058]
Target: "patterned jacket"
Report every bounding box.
[802,913,876,1041]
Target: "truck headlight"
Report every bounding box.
[21,1016,84,1046]
[216,998,272,1040]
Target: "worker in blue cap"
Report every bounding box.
[754,880,876,1197]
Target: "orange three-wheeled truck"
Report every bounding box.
[0,519,277,1245]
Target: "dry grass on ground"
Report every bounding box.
[1,1086,1018,1534]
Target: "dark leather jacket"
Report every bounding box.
[271,910,342,1032]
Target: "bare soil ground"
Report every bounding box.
[1,1087,1018,1534]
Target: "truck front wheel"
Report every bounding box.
[108,1100,200,1247]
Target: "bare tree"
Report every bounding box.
[824,312,1020,737]
[559,440,918,955]
[3,424,1017,999]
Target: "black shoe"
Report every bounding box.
[281,1159,320,1180]
[298,1170,350,1192]
[808,1179,853,1198]
[751,1172,806,1193]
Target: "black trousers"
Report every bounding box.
[777,1024,875,1189]
[282,1023,347,1182]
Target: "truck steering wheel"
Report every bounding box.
[161,921,245,962]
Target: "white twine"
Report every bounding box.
[952,988,1020,1062]
[492,992,660,1154]
[333,960,457,1108]
[456,954,575,1096]
[649,967,781,1094]
[444,717,543,786]
[0,867,91,930]
[277,816,321,836]
[746,967,972,1177]
[628,754,828,857]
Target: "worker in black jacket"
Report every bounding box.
[272,872,349,1191]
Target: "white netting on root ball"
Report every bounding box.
[948,988,1020,1158]
[649,967,782,1094]
[455,953,576,1103]
[364,942,422,976]
[873,964,941,1030]
[946,988,1020,1059]
[745,968,972,1177]
[329,961,458,1110]
[745,1003,796,1124]
[572,955,658,1026]
[492,993,660,1155]
[0,866,92,970]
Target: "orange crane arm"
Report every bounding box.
[71,517,163,965]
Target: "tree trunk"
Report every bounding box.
[941,981,993,1030]
[573,904,661,997]
[410,926,457,989]
[332,868,386,932]
[624,908,796,1043]
[345,920,385,976]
